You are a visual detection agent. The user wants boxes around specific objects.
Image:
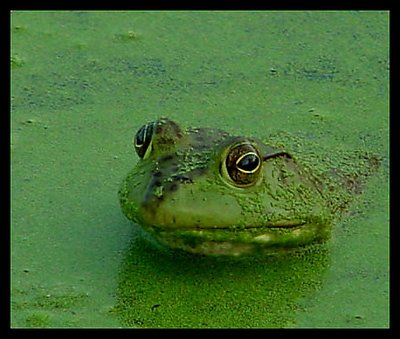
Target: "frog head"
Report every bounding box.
[119,118,333,256]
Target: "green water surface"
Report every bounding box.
[11,11,389,328]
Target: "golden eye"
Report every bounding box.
[224,142,262,187]
[134,122,154,158]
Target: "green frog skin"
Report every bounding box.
[119,118,337,256]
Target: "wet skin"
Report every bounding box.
[118,118,344,256]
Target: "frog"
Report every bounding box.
[119,118,380,256]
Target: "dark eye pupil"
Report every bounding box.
[134,123,153,158]
[237,154,259,172]
[135,126,147,146]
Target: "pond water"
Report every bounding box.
[11,11,389,328]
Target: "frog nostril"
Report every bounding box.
[171,174,193,184]
[154,180,162,187]
[168,182,179,192]
[153,170,163,177]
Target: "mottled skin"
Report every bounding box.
[119,118,376,256]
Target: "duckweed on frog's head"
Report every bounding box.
[119,118,377,256]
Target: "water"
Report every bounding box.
[11,11,389,328]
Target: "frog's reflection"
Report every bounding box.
[114,227,329,328]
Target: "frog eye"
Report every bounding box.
[224,143,262,187]
[134,122,154,158]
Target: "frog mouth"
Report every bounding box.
[246,220,307,229]
[191,220,308,230]
[148,219,308,232]
[196,222,308,231]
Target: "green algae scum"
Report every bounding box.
[11,11,389,327]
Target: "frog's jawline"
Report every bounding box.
[148,221,307,231]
